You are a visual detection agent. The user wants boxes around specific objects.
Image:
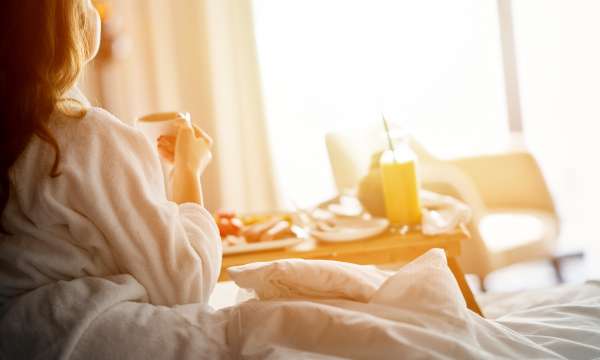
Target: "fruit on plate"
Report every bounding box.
[215,210,296,245]
[215,210,243,237]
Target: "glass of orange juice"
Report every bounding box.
[379,138,422,232]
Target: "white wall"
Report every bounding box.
[512,0,600,276]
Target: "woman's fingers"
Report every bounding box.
[156,121,213,168]
[176,123,195,143]
[176,122,213,147]
[157,135,176,163]
[158,135,176,149]
[158,147,174,163]
[174,122,213,174]
[192,124,213,147]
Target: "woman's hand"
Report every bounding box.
[157,123,213,174]
[174,123,213,174]
[157,122,213,205]
[157,134,176,163]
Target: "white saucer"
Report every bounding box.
[310,218,390,242]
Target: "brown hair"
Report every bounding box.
[0,0,92,224]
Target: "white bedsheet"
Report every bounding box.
[1,249,599,359]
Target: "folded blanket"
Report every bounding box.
[225,249,566,359]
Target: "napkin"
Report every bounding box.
[420,190,471,235]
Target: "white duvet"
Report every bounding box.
[2,249,599,359]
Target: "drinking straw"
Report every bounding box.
[382,114,396,158]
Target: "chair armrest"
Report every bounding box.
[420,163,487,218]
[448,152,556,212]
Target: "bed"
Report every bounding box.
[1,249,599,359]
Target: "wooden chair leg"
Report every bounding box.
[479,275,487,293]
[550,257,565,284]
[550,251,584,284]
[447,257,484,317]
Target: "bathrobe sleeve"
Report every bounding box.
[59,108,221,305]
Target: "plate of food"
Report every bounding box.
[215,211,305,255]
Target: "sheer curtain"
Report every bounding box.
[81,0,279,212]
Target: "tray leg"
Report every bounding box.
[447,256,484,317]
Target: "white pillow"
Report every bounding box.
[227,259,391,302]
[370,248,466,315]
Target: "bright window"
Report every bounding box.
[252,0,509,206]
[511,0,600,259]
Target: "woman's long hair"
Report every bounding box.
[0,0,92,224]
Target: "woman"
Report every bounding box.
[0,0,221,326]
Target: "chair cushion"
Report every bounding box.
[479,210,558,255]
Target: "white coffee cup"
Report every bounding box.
[135,111,209,198]
[136,111,191,141]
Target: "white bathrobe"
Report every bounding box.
[0,95,221,307]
